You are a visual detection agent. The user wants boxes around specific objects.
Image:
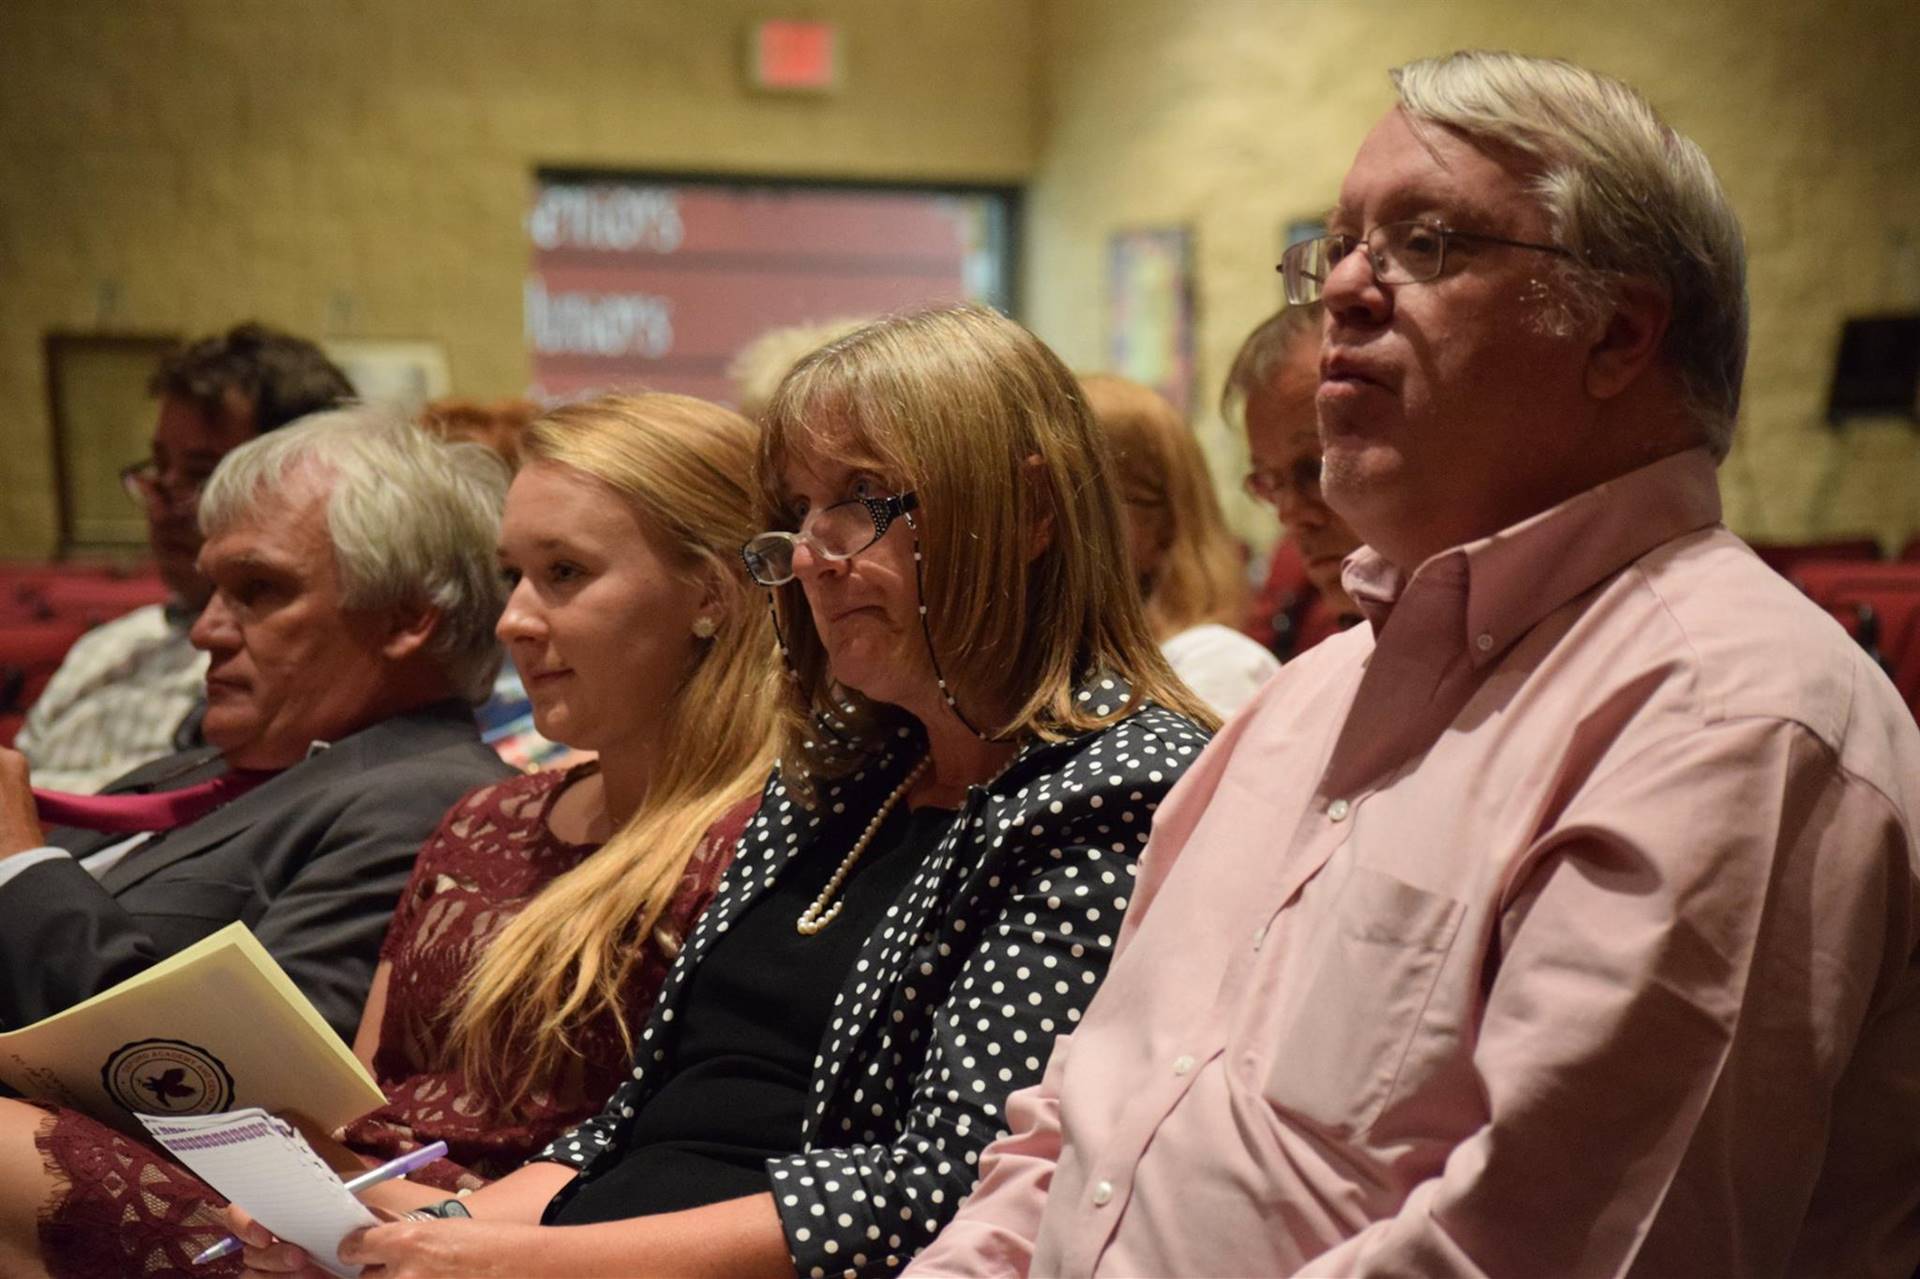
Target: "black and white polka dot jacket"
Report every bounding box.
[536,690,1210,1278]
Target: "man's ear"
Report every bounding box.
[1023,454,1056,562]
[380,604,442,663]
[1585,278,1671,402]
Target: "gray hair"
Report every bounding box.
[199,404,511,702]
[1220,304,1321,421]
[1391,50,1749,458]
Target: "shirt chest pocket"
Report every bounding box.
[1260,864,1466,1140]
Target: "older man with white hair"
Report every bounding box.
[0,408,514,1040]
[910,51,1920,1278]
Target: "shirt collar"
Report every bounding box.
[1342,447,1723,667]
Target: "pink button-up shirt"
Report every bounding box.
[909,449,1920,1278]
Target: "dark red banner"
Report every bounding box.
[526,178,1014,406]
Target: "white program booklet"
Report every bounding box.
[137,1108,377,1278]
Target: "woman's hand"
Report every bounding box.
[227,1200,331,1277]
[335,1218,551,1277]
[232,1160,573,1275]
[231,1203,551,1278]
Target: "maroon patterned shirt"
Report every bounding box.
[342,765,749,1187]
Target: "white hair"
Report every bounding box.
[198,404,510,701]
[1392,50,1749,459]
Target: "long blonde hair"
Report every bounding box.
[1078,373,1246,640]
[447,392,779,1104]
[760,303,1219,800]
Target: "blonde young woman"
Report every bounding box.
[1080,373,1280,716]
[0,393,778,1279]
[236,303,1216,1279]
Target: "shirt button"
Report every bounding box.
[1475,632,1494,652]
[1092,1180,1114,1206]
[1251,924,1267,950]
[1328,798,1351,822]
[1173,1054,1195,1076]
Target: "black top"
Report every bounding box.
[551,800,955,1222]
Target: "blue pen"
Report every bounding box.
[191,1139,451,1265]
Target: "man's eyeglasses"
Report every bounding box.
[121,460,208,511]
[741,492,919,587]
[1243,459,1323,508]
[1278,220,1574,306]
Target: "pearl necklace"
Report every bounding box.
[797,757,930,936]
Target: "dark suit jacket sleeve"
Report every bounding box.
[0,796,439,1038]
[0,856,166,1029]
[0,732,510,1038]
[243,775,455,1040]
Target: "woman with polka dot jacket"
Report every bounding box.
[232,303,1216,1279]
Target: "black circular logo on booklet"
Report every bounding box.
[101,1039,236,1115]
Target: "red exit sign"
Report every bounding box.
[747,19,841,93]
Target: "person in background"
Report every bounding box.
[1079,373,1278,716]
[727,317,871,420]
[909,50,1920,1277]
[417,394,581,772]
[0,391,782,1279]
[1226,304,1364,643]
[232,303,1214,1279]
[16,323,354,791]
[418,395,541,471]
[0,408,513,1039]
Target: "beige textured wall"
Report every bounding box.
[7,1,1916,560]
[1026,0,1920,554]
[0,0,1037,558]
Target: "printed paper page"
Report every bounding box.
[139,1108,377,1278]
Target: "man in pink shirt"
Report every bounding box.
[910,50,1920,1279]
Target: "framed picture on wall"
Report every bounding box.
[321,338,452,412]
[43,332,182,555]
[1106,226,1196,414]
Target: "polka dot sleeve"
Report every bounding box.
[769,704,1210,1279]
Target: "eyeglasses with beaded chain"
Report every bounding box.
[742,489,994,743]
[742,490,995,933]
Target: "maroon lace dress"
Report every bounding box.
[32,765,750,1279]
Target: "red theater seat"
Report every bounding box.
[1788,563,1920,721]
[1889,609,1920,719]
[0,562,163,625]
[30,576,168,626]
[1751,537,1883,578]
[0,618,91,718]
